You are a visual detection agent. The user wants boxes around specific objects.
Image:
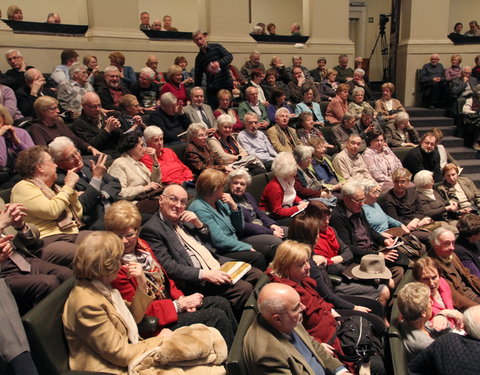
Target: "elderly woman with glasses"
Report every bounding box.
[384,112,419,148]
[189,168,266,270]
[30,96,101,157]
[105,200,237,348]
[183,123,233,180]
[207,114,265,175]
[414,170,459,223]
[227,168,285,263]
[11,146,92,266]
[363,131,403,192]
[293,144,334,201]
[259,152,309,222]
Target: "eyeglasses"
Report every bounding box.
[118,231,138,240]
[164,194,188,207]
[59,150,81,163]
[349,196,365,204]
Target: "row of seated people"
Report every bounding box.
[4,152,480,374]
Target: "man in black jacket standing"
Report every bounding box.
[192,30,233,109]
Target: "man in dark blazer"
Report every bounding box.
[140,184,262,315]
[183,86,216,134]
[243,283,351,375]
[49,136,121,230]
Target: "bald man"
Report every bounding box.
[146,55,166,85]
[419,54,447,108]
[243,283,352,375]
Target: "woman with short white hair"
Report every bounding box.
[259,152,309,221]
[207,114,265,175]
[183,122,233,179]
[414,170,459,222]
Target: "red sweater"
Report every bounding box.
[160,82,187,106]
[140,147,193,184]
[259,177,302,219]
[111,239,184,327]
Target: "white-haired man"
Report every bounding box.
[148,92,191,145]
[56,62,94,117]
[427,227,480,310]
[129,67,160,110]
[183,86,216,134]
[241,51,265,79]
[49,136,120,230]
[96,66,129,111]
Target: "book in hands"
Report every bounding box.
[219,261,252,284]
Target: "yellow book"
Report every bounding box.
[219,261,252,284]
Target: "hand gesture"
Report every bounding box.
[4,203,27,230]
[143,181,161,192]
[0,235,14,264]
[126,262,147,290]
[380,248,398,262]
[90,153,107,179]
[220,193,237,210]
[104,117,121,133]
[64,169,80,188]
[312,254,327,266]
[179,211,203,228]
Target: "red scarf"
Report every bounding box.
[313,226,340,264]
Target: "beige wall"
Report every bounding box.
[449,0,480,32]
[0,0,478,106]
[251,0,302,35]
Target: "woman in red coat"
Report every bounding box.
[259,152,309,221]
[105,200,236,347]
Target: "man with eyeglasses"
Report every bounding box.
[428,227,480,310]
[403,131,443,183]
[49,136,120,230]
[129,67,160,111]
[56,62,94,119]
[141,184,262,316]
[96,66,129,111]
[2,49,34,91]
[330,180,404,287]
[71,92,123,157]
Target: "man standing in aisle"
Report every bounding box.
[192,30,233,109]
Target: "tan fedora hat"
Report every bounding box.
[351,254,392,280]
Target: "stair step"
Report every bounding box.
[457,159,480,174]
[405,106,447,117]
[415,126,455,137]
[447,146,478,160]
[440,136,465,148]
[410,116,455,127]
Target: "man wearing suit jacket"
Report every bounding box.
[49,136,121,230]
[243,283,351,375]
[183,86,216,135]
[140,184,262,315]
